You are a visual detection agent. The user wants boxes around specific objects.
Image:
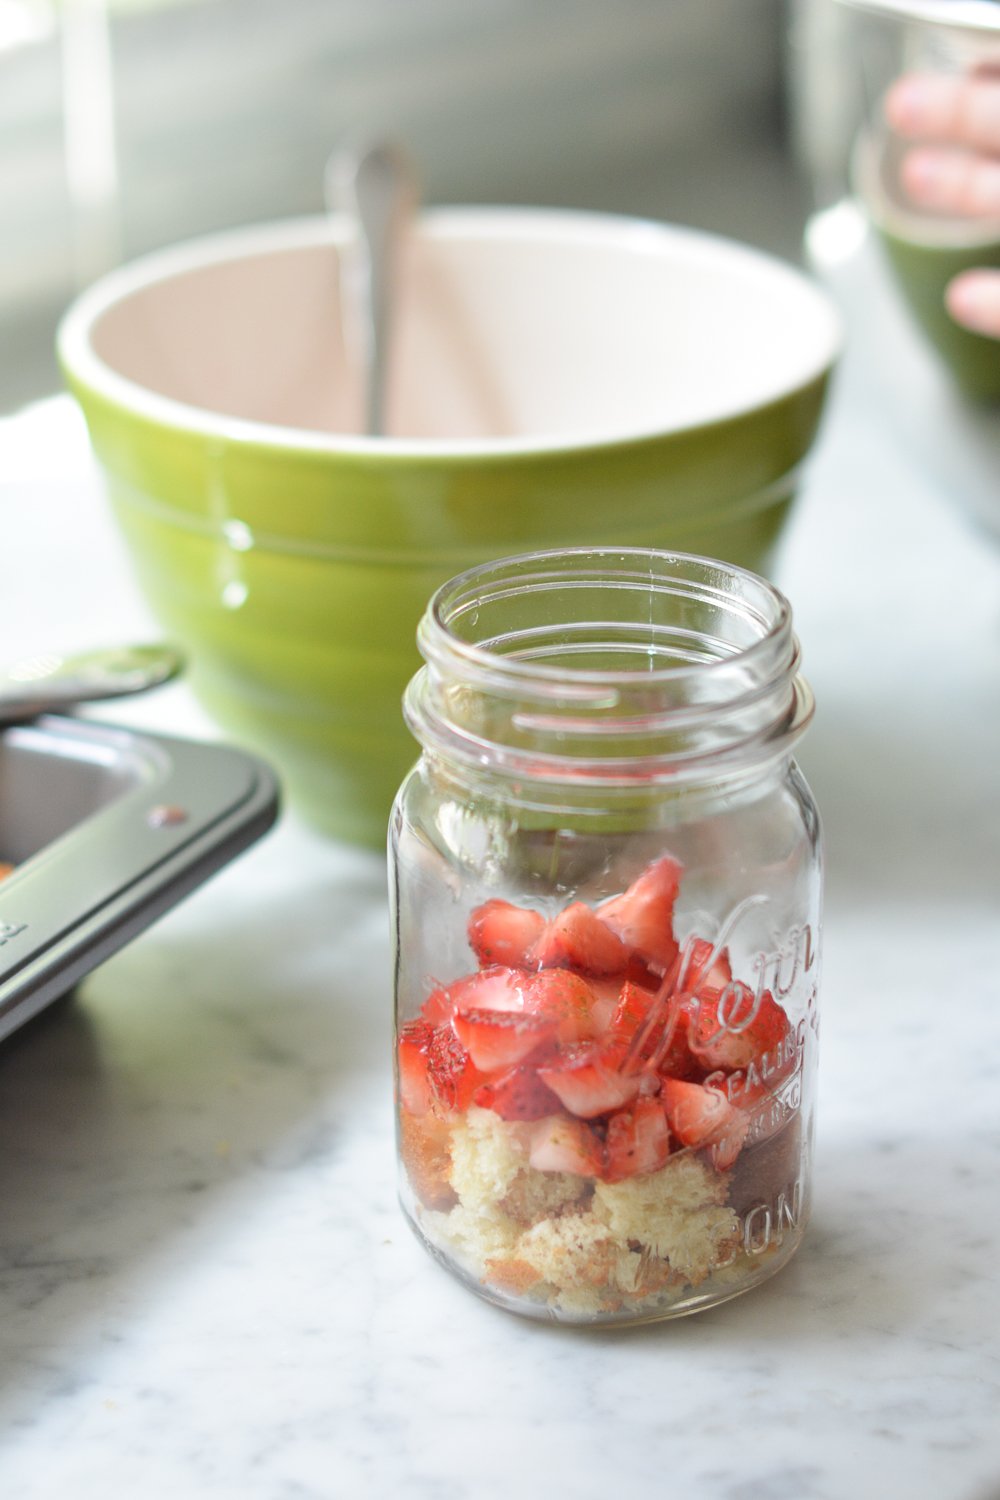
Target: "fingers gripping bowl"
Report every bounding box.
[58,209,840,846]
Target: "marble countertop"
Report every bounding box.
[1,222,999,1499]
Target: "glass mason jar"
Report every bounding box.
[389,548,821,1325]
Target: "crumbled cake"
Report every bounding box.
[592,1154,738,1284]
[397,855,811,1320]
[415,1105,743,1316]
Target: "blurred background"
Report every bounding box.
[0,0,857,415]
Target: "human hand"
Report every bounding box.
[885,71,1000,337]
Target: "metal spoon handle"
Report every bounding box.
[326,140,418,437]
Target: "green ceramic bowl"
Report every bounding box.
[57,209,840,846]
[855,133,1000,401]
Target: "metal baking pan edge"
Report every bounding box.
[0,714,280,1041]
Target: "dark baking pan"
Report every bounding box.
[0,714,279,1041]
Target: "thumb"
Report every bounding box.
[946,269,1000,338]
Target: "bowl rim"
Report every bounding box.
[57,205,842,460]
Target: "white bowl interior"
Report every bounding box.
[68,210,841,450]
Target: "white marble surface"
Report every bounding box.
[1,228,999,1499]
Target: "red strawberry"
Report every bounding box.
[398,1021,483,1115]
[427,1026,484,1111]
[578,975,630,1035]
[468,899,545,968]
[707,1107,749,1170]
[688,984,790,1072]
[597,856,682,974]
[536,1045,641,1118]
[654,1003,703,1082]
[473,1064,562,1121]
[673,937,733,994]
[421,986,455,1026]
[601,982,702,1083]
[662,1077,748,1168]
[452,1006,555,1073]
[520,968,603,1043]
[422,965,526,1026]
[531,901,631,975]
[397,1020,436,1116]
[603,1096,672,1182]
[606,979,655,1047]
[528,1115,604,1176]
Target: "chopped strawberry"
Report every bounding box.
[597,856,682,973]
[398,1020,483,1115]
[605,979,656,1053]
[603,1096,672,1182]
[662,1076,733,1145]
[421,985,455,1027]
[428,1026,486,1111]
[653,1001,703,1082]
[579,975,629,1035]
[673,936,733,994]
[520,968,603,1043]
[528,1115,605,1176]
[536,1045,641,1119]
[688,983,790,1072]
[422,965,526,1026]
[452,1006,555,1073]
[662,1077,748,1168]
[473,1064,562,1120]
[531,901,631,975]
[707,1111,750,1170]
[468,899,545,969]
[397,1020,436,1116]
[601,982,702,1082]
[701,1004,798,1113]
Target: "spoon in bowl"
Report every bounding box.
[0,642,184,725]
[325,138,419,437]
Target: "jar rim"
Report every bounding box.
[406,547,813,788]
[421,547,791,691]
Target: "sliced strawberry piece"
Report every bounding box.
[398,1020,483,1114]
[705,1109,750,1170]
[662,1076,735,1145]
[673,937,733,994]
[528,1114,604,1176]
[688,984,791,1073]
[601,982,703,1082]
[397,1020,436,1116]
[579,975,629,1035]
[701,1072,759,1162]
[421,987,455,1027]
[468,899,546,969]
[604,978,657,1055]
[536,1045,641,1119]
[452,1006,555,1073]
[531,901,631,975]
[742,989,792,1057]
[423,965,526,1026]
[520,968,603,1043]
[473,1063,562,1121]
[597,856,682,974]
[655,1007,703,1082]
[700,998,797,1112]
[426,1025,485,1111]
[662,1077,748,1168]
[603,1096,672,1182]
[451,965,528,1014]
